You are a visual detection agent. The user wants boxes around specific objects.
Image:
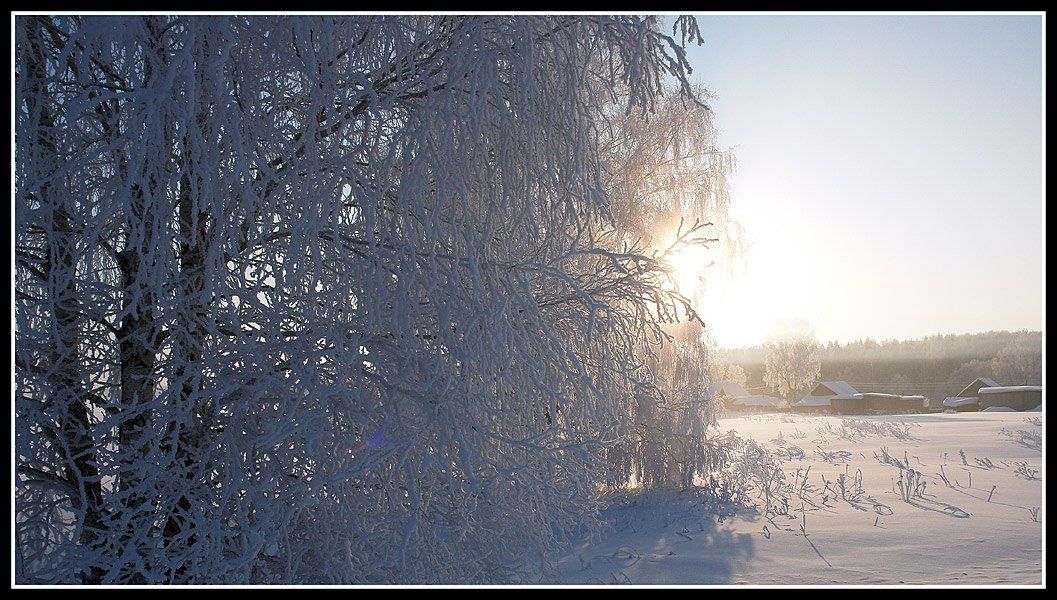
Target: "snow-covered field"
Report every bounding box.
[557,412,1044,585]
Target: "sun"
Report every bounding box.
[666,243,711,298]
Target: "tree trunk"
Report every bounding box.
[20,17,106,583]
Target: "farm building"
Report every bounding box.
[728,394,787,410]
[940,377,1001,411]
[830,393,927,415]
[707,381,750,402]
[957,377,1001,397]
[793,381,860,412]
[708,382,785,411]
[978,386,1042,411]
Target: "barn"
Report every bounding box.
[707,381,750,404]
[709,382,785,411]
[977,386,1042,411]
[728,394,787,411]
[831,393,927,415]
[793,381,860,413]
[940,377,1001,412]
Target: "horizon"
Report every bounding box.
[716,326,1043,351]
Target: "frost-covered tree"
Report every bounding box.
[16,15,730,584]
[763,319,822,400]
[991,333,1042,385]
[601,85,740,257]
[948,358,995,388]
[711,361,748,388]
[626,320,730,490]
[591,82,740,490]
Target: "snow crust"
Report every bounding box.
[556,412,1043,585]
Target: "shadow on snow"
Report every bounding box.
[555,488,756,584]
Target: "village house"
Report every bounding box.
[708,382,786,411]
[978,386,1043,411]
[830,393,927,415]
[793,381,860,412]
[940,377,1000,412]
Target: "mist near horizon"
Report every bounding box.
[716,327,1044,352]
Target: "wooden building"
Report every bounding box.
[831,393,926,415]
[940,377,1001,412]
[977,386,1042,411]
[793,381,860,412]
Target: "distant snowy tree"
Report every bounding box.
[15,14,725,584]
[711,362,748,388]
[948,359,995,387]
[763,319,822,400]
[991,333,1042,385]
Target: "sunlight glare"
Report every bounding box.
[667,243,711,299]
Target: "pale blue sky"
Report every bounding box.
[677,14,1044,347]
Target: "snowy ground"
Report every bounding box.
[556,412,1044,585]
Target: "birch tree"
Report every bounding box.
[595,84,740,489]
[15,14,731,584]
[711,362,748,388]
[763,319,822,400]
[991,333,1043,385]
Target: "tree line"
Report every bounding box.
[719,329,1042,400]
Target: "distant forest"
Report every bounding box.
[719,330,1042,401]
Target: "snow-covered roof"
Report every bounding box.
[730,395,785,407]
[956,377,1000,398]
[834,393,926,407]
[853,393,901,399]
[816,381,859,396]
[794,381,859,407]
[978,386,1042,394]
[707,381,750,398]
[943,397,980,408]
